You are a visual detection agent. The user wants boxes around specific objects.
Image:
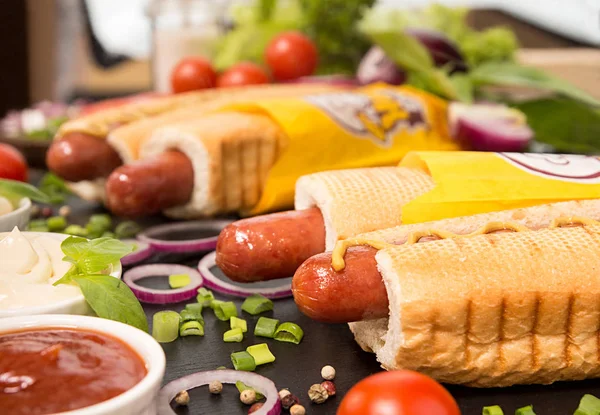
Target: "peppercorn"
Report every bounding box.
[248,402,264,414]
[278,388,291,400]
[290,404,306,415]
[30,205,41,218]
[321,364,336,380]
[58,205,71,217]
[174,390,189,406]
[308,383,328,404]
[240,389,257,405]
[41,207,53,218]
[209,380,223,394]
[281,392,300,409]
[321,380,336,396]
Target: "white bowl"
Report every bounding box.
[0,197,31,232]
[0,232,122,318]
[0,314,165,415]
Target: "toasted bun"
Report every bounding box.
[352,223,600,387]
[140,112,285,219]
[295,167,435,250]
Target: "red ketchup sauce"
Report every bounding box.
[0,328,147,415]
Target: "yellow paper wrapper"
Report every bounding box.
[220,84,460,215]
[400,151,600,224]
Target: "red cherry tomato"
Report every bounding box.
[171,57,217,93]
[0,143,28,182]
[265,31,318,81]
[216,62,270,88]
[337,371,461,415]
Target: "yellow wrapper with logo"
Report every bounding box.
[226,84,458,215]
[399,151,600,224]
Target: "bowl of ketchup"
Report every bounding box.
[0,314,165,415]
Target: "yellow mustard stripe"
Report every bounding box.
[331,217,600,271]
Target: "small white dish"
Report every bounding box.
[0,314,165,415]
[0,198,31,232]
[0,231,122,318]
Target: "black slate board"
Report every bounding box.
[37,172,600,415]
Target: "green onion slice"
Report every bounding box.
[169,273,191,289]
[197,287,215,306]
[230,316,248,333]
[482,405,504,415]
[185,302,203,314]
[224,327,244,343]
[273,322,304,344]
[180,308,204,325]
[115,221,141,239]
[231,351,256,371]
[574,394,600,415]
[246,343,275,365]
[241,294,274,315]
[515,405,536,415]
[254,317,279,338]
[152,311,181,343]
[179,320,204,337]
[47,216,67,231]
[212,300,238,321]
[235,381,265,400]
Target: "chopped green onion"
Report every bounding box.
[101,231,116,239]
[254,317,279,338]
[29,219,47,228]
[246,343,275,365]
[235,381,264,400]
[63,224,88,237]
[46,216,67,231]
[152,311,181,343]
[515,405,535,415]
[230,316,247,333]
[179,320,204,336]
[169,274,191,289]
[482,406,504,415]
[197,287,215,306]
[212,300,238,321]
[217,366,227,370]
[115,221,141,239]
[224,327,244,342]
[89,214,112,229]
[574,394,600,415]
[241,294,273,315]
[185,302,203,314]
[180,308,204,325]
[231,351,256,371]
[274,322,304,344]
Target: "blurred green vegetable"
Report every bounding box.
[38,173,71,205]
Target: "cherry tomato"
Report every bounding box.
[265,31,318,81]
[0,144,28,182]
[337,371,460,415]
[216,62,270,88]
[171,57,217,93]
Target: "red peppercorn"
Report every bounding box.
[321,380,336,396]
[281,393,300,409]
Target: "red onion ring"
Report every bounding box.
[123,264,203,304]
[120,239,153,266]
[138,220,233,253]
[158,370,281,415]
[198,251,292,299]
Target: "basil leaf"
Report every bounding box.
[450,73,474,103]
[363,30,434,73]
[60,236,90,261]
[74,275,148,333]
[78,238,133,274]
[513,98,600,154]
[470,62,600,107]
[52,264,80,286]
[0,179,50,204]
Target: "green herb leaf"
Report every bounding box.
[513,98,600,154]
[38,173,71,205]
[52,264,80,286]
[470,61,600,107]
[363,29,433,73]
[0,179,50,204]
[61,236,133,274]
[450,73,474,103]
[60,236,92,261]
[258,0,276,21]
[74,274,148,333]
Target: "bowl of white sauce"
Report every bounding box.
[0,228,122,318]
[0,197,31,232]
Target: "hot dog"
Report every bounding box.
[292,200,600,323]
[216,208,326,282]
[105,151,194,218]
[47,133,124,182]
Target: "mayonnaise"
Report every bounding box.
[0,227,80,310]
